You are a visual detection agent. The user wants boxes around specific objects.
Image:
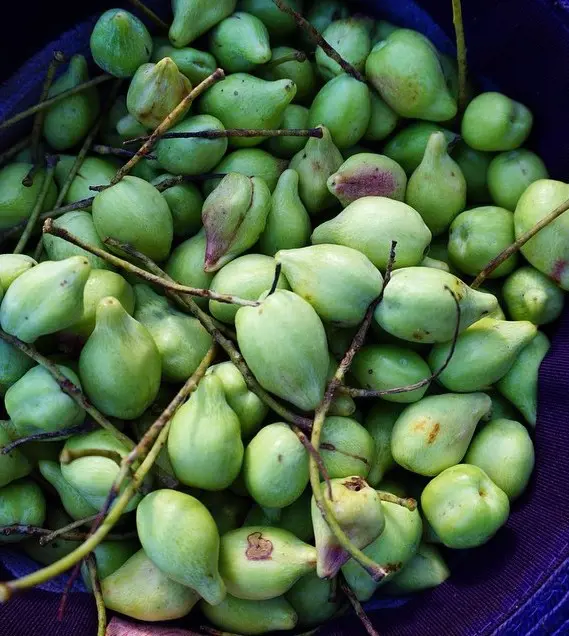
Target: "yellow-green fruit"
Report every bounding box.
[169,0,237,47]
[320,416,374,479]
[0,339,35,395]
[286,572,343,627]
[364,402,403,486]
[0,254,36,289]
[0,479,46,543]
[503,266,564,325]
[316,18,371,80]
[54,156,118,211]
[383,543,450,594]
[38,460,97,520]
[207,148,288,194]
[81,540,139,591]
[152,42,217,85]
[152,174,203,239]
[0,426,32,488]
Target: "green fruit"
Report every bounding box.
[218,526,316,600]
[312,196,431,271]
[199,74,296,148]
[312,476,385,578]
[115,114,148,144]
[327,354,356,417]
[289,126,344,215]
[515,179,569,289]
[200,490,251,535]
[286,572,342,627]
[304,1,349,48]
[429,318,537,392]
[81,540,139,591]
[0,256,90,343]
[406,132,466,236]
[278,489,313,543]
[259,169,311,256]
[236,290,329,411]
[308,74,371,149]
[465,418,534,499]
[101,549,200,620]
[0,426,31,488]
[421,255,450,272]
[206,361,269,439]
[0,479,46,543]
[0,339,35,396]
[383,543,450,594]
[92,176,173,262]
[448,206,518,277]
[364,90,399,142]
[133,284,212,382]
[487,149,548,210]
[127,58,192,129]
[155,114,228,175]
[244,423,309,508]
[462,92,533,151]
[497,331,550,427]
[421,464,510,549]
[0,254,36,289]
[54,157,118,211]
[168,375,243,489]
[391,392,492,476]
[364,402,403,486]
[210,12,271,73]
[90,9,152,78]
[137,489,226,604]
[152,43,217,84]
[371,19,401,44]
[38,460,97,520]
[366,30,457,121]
[327,153,407,207]
[209,254,289,324]
[259,47,316,105]
[240,0,301,36]
[152,173,203,239]
[320,416,374,479]
[352,345,431,403]
[451,141,493,203]
[0,163,57,230]
[266,104,310,158]
[503,266,564,325]
[374,267,498,343]
[79,296,161,419]
[316,18,371,80]
[276,244,383,327]
[170,0,236,47]
[487,390,520,422]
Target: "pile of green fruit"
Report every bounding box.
[0,0,567,634]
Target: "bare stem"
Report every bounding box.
[125,127,323,144]
[39,514,99,545]
[451,0,468,113]
[263,49,307,69]
[90,172,226,191]
[86,555,107,636]
[340,575,380,636]
[127,0,169,31]
[271,0,365,82]
[0,422,95,455]
[268,262,282,296]
[0,524,133,543]
[377,491,417,511]
[91,144,156,161]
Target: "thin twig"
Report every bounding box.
[0,422,96,455]
[268,262,282,296]
[263,49,307,69]
[86,555,107,636]
[271,0,365,82]
[293,425,332,498]
[377,491,417,511]
[91,144,156,161]
[340,575,380,636]
[0,75,113,130]
[124,127,323,145]
[39,514,99,545]
[58,562,82,620]
[110,69,225,185]
[0,524,134,543]
[451,0,468,114]
[471,196,569,288]
[90,172,226,192]
[0,135,31,167]
[13,155,58,254]
[127,0,169,31]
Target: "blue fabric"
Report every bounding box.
[1,0,569,634]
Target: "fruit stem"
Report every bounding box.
[124,127,324,145]
[127,0,169,31]
[268,262,282,296]
[91,143,157,161]
[0,422,96,455]
[39,514,98,545]
[377,491,417,511]
[0,523,133,543]
[452,0,468,114]
[86,554,107,636]
[340,574,380,636]
[263,49,307,69]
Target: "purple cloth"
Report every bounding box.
[1,0,569,634]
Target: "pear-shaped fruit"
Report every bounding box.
[101,549,200,620]
[243,423,309,508]
[286,571,342,627]
[320,416,374,479]
[170,0,236,47]
[352,345,431,403]
[133,284,213,382]
[304,1,349,47]
[79,297,161,419]
[207,148,288,194]
[366,30,457,121]
[202,173,271,272]
[38,460,97,520]
[429,318,537,392]
[406,132,466,236]
[155,114,228,175]
[55,157,118,211]
[152,41,217,85]
[421,256,450,272]
[82,540,140,591]
[316,18,371,80]
[0,426,31,488]
[374,267,498,343]
[43,55,100,150]
[152,174,203,239]
[0,256,90,343]
[199,490,251,535]
[312,196,431,271]
[206,362,268,439]
[497,331,550,427]
[289,126,344,215]
[90,9,153,77]
[0,339,35,396]
[259,169,311,256]
[209,254,289,324]
[312,476,385,578]
[92,176,173,262]
[488,149,548,210]
[127,58,192,129]
[260,47,316,105]
[201,594,297,635]
[308,74,371,149]
[276,244,383,327]
[448,206,518,277]
[383,543,450,594]
[23,508,81,566]
[168,375,244,489]
[129,156,163,182]
[503,266,564,325]
[0,163,57,230]
[210,12,271,72]
[236,290,329,411]
[278,489,314,543]
[451,141,493,204]
[514,179,569,289]
[266,104,310,157]
[462,92,533,151]
[199,73,296,147]
[422,464,510,548]
[0,254,36,290]
[218,526,316,600]
[391,392,492,476]
[137,489,226,604]
[241,0,301,36]
[465,418,535,500]
[0,479,46,543]
[327,153,407,207]
[364,403,403,486]
[5,364,85,438]
[342,500,423,600]
[365,90,399,141]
